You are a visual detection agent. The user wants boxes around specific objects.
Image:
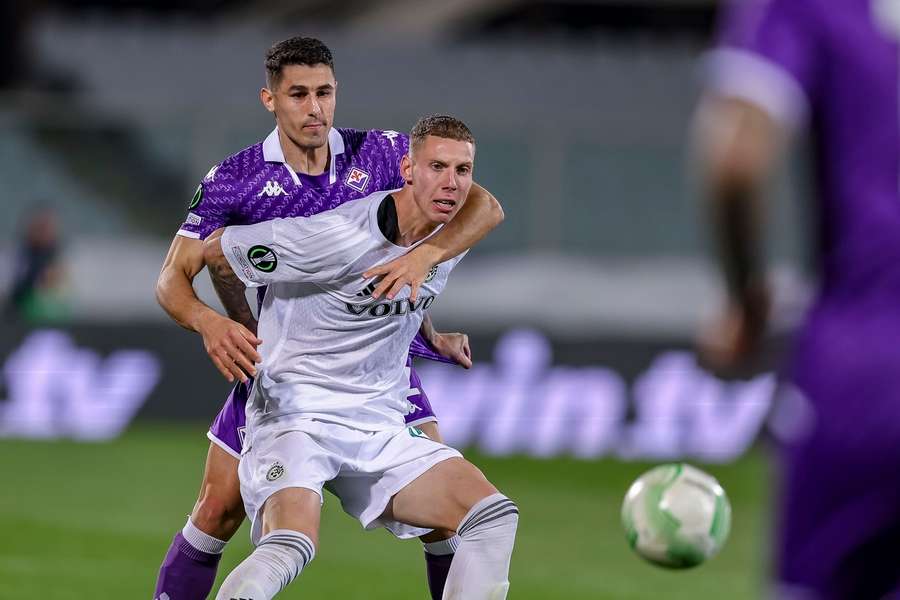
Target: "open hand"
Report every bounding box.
[197,311,262,383]
[363,245,440,301]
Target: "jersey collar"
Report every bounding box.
[262,126,346,186]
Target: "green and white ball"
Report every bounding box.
[621,463,731,569]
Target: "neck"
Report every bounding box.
[392,188,439,247]
[278,126,330,176]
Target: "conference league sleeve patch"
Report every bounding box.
[177,164,231,240]
[219,222,280,288]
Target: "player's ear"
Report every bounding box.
[260,87,275,113]
[400,154,413,185]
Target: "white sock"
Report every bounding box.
[214,529,315,600]
[423,535,460,556]
[183,517,228,555]
[442,493,518,600]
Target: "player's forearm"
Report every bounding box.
[156,260,219,333]
[203,233,257,332]
[710,181,764,304]
[417,184,503,264]
[419,311,437,343]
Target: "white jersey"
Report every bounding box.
[221,190,465,433]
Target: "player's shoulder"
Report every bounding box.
[336,127,409,157]
[203,141,267,186]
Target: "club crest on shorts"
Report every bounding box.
[424,265,438,283]
[266,461,285,481]
[346,167,370,193]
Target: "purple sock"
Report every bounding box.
[424,551,454,600]
[154,532,222,600]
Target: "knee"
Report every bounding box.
[458,494,519,539]
[192,489,246,540]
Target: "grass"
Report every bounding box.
[0,423,770,599]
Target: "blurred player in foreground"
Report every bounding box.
[203,115,518,600]
[155,37,502,600]
[697,0,900,597]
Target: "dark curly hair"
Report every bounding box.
[265,37,334,86]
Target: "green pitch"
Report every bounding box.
[0,424,770,599]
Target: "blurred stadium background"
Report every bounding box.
[1,0,812,597]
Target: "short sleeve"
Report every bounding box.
[176,165,234,240]
[706,0,823,129]
[220,210,365,288]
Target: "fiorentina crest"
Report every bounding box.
[346,167,370,192]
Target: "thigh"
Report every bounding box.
[240,427,339,545]
[417,421,442,444]
[385,457,497,532]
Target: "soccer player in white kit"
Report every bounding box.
[203,115,518,600]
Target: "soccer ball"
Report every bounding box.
[621,463,731,569]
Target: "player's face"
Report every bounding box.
[261,63,337,150]
[404,136,475,224]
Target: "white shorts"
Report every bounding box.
[239,419,462,544]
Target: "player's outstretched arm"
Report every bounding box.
[695,96,781,370]
[420,311,472,369]
[157,234,260,383]
[364,183,503,301]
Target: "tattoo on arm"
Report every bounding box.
[207,256,258,333]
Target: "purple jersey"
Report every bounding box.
[178,127,408,240]
[711,2,900,597]
[711,0,900,304]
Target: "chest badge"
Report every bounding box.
[424,265,438,283]
[346,167,371,193]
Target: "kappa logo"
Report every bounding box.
[203,164,220,182]
[424,265,438,283]
[257,180,289,197]
[346,167,370,193]
[382,130,401,146]
[266,461,285,481]
[247,245,277,273]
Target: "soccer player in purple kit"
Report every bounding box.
[154,37,501,600]
[697,0,900,598]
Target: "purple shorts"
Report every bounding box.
[208,355,438,458]
[773,312,900,598]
